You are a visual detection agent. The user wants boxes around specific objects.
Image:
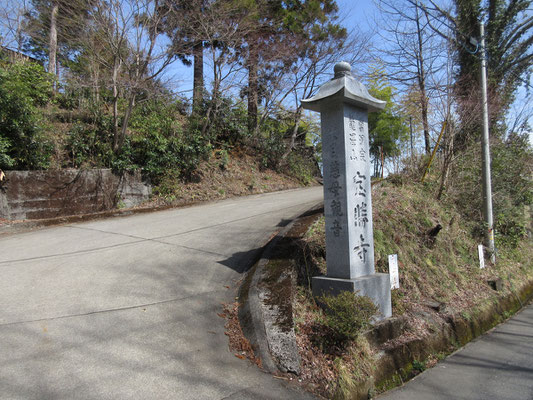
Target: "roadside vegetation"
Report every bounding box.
[1,0,531,208]
[291,144,532,398]
[0,58,321,201]
[1,0,353,201]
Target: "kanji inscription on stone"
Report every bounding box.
[301,61,391,319]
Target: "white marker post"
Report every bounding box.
[388,254,399,290]
[478,244,485,269]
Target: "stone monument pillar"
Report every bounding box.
[302,62,392,319]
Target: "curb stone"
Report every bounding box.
[239,203,323,376]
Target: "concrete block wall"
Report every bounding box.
[0,169,151,220]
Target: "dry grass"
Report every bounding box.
[152,149,313,206]
[293,287,379,399]
[371,179,532,314]
[292,177,533,397]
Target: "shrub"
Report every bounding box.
[319,291,379,342]
[0,62,54,169]
[286,150,318,185]
[55,88,80,110]
[259,131,287,170]
[491,132,533,247]
[450,133,533,248]
[0,136,14,169]
[0,61,54,106]
[206,98,249,145]
[66,113,115,168]
[128,99,210,182]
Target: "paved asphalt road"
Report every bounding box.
[0,187,322,400]
[378,302,533,400]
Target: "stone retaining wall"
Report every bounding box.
[0,169,151,220]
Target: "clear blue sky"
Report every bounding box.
[336,0,376,32]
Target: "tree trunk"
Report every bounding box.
[93,64,100,103]
[112,57,121,153]
[200,53,223,140]
[280,106,303,164]
[415,2,431,154]
[421,88,430,154]
[16,14,24,52]
[437,123,454,200]
[116,93,136,153]
[192,41,204,112]
[247,44,259,135]
[49,1,59,89]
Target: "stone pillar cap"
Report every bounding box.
[302,62,386,113]
[334,61,352,77]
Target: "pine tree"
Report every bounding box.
[233,0,345,134]
[158,0,213,112]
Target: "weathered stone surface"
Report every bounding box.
[302,62,392,319]
[0,169,151,220]
[259,285,301,374]
[421,299,444,312]
[302,62,386,113]
[237,208,326,376]
[312,274,392,320]
[320,102,376,279]
[365,316,408,347]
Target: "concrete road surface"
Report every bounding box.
[377,302,533,400]
[0,187,323,400]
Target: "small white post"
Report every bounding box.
[389,254,399,289]
[478,244,486,269]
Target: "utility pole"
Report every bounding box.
[479,22,496,263]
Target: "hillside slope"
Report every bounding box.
[288,176,532,398]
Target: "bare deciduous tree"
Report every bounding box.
[273,29,372,163]
[374,0,449,154]
[0,0,30,51]
[90,0,178,153]
[404,0,533,146]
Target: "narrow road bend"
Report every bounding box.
[0,187,323,400]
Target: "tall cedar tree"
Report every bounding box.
[232,0,344,134]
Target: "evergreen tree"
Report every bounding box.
[158,0,213,112]
[232,0,345,133]
[367,66,409,177]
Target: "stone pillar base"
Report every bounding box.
[312,274,392,320]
